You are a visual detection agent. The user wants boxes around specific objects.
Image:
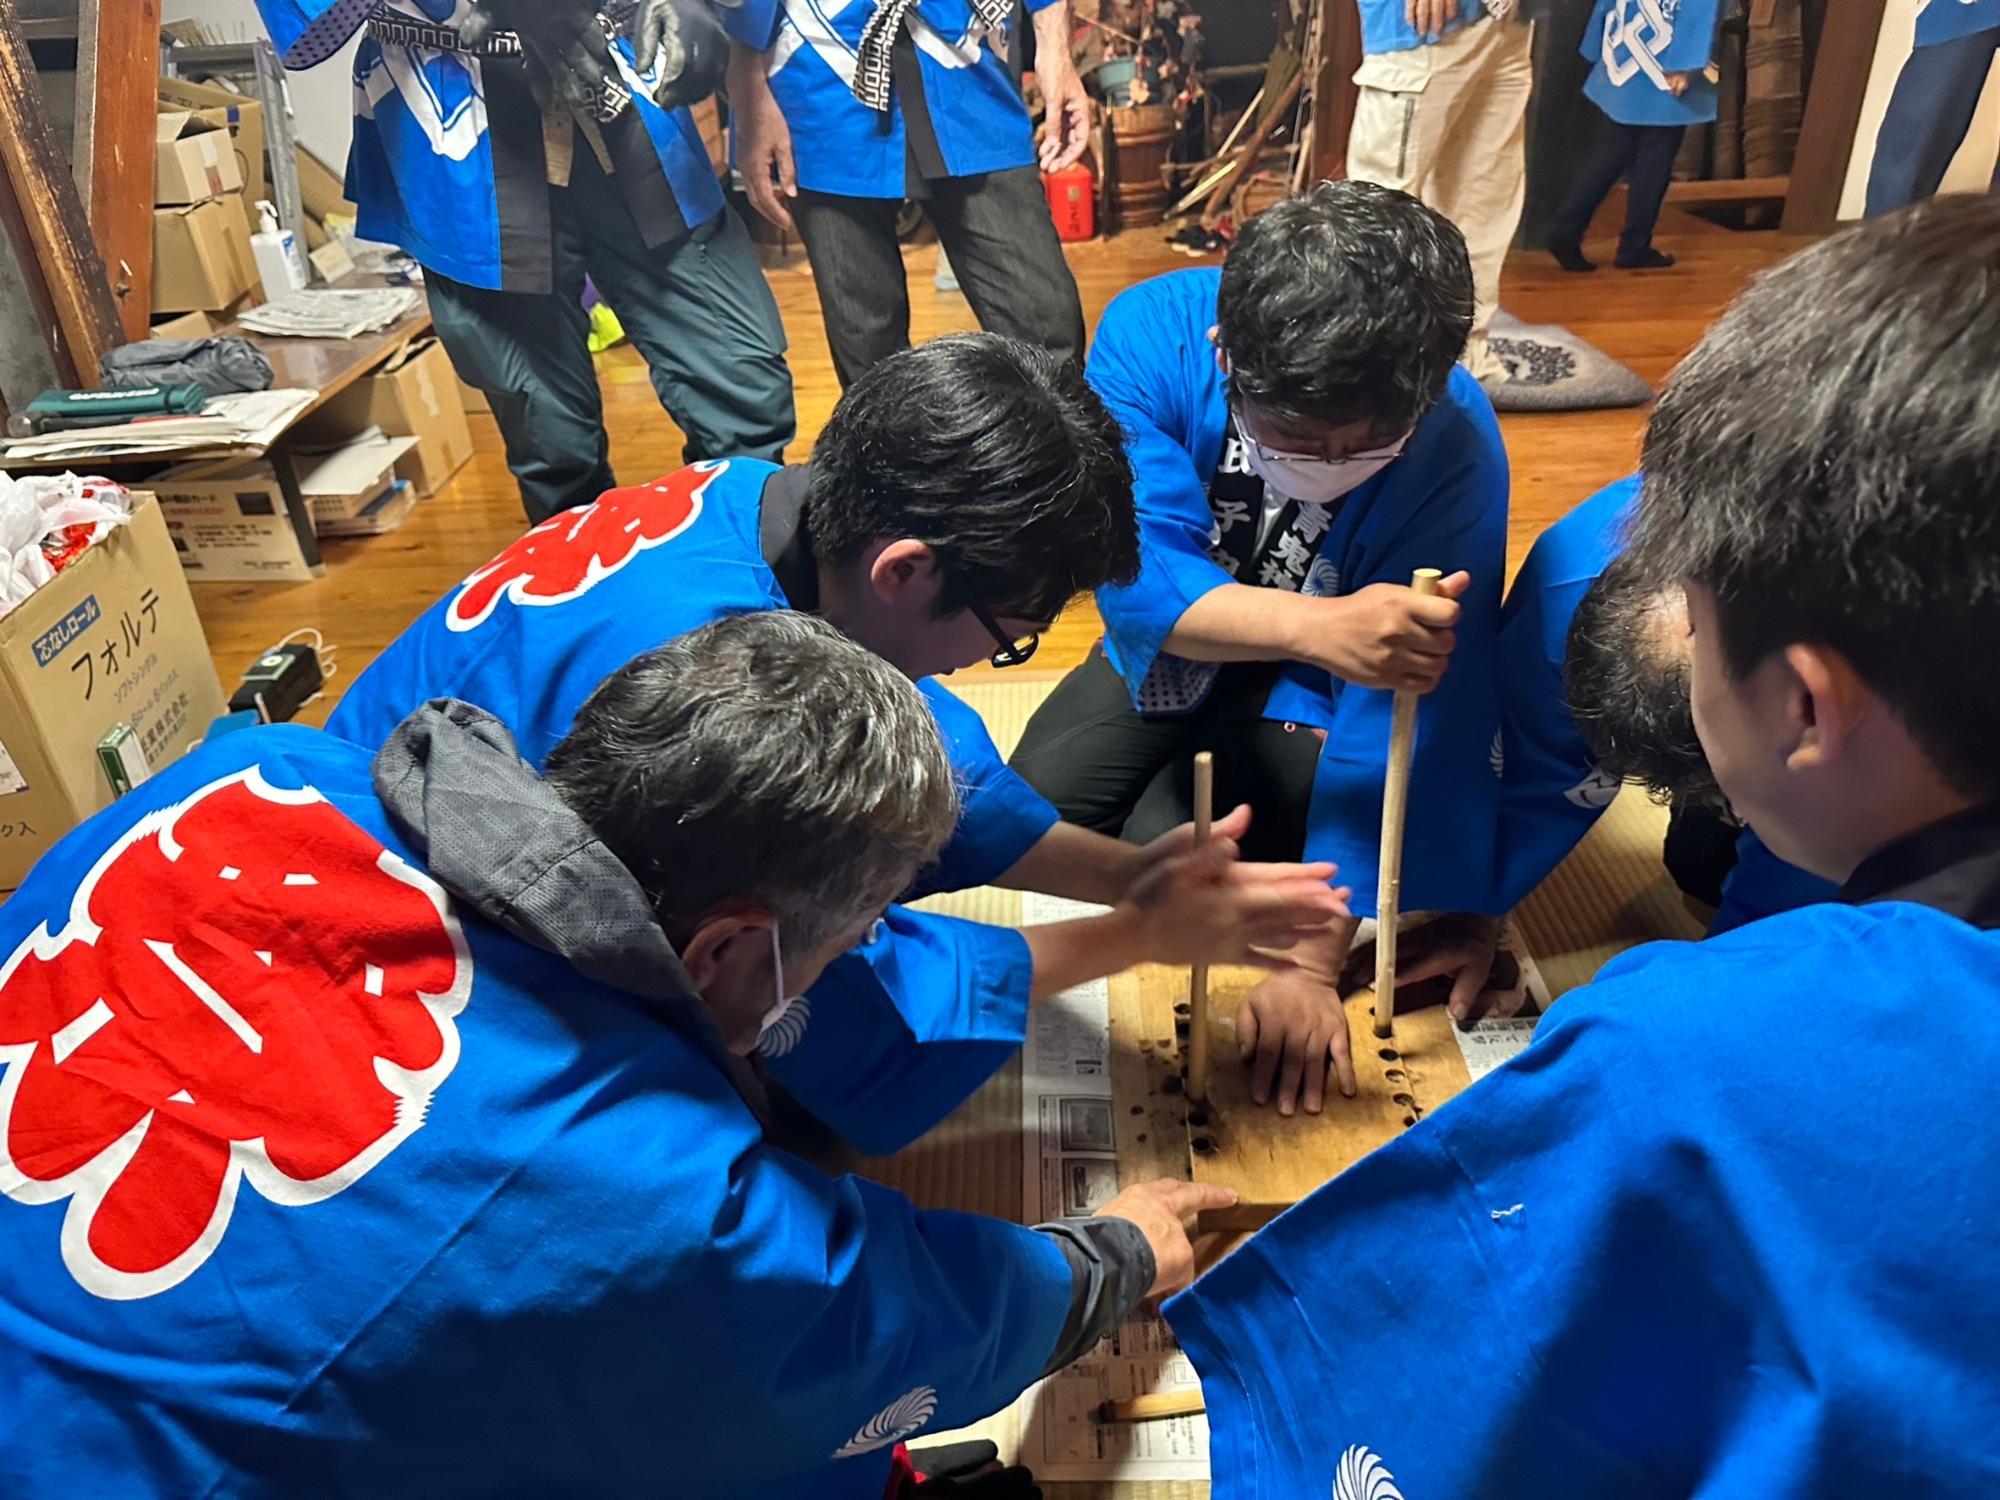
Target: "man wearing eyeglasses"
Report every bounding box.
[328,332,1350,1155]
[1012,181,1510,1116]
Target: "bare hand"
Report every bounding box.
[1406,0,1458,41]
[1037,63,1092,173]
[1303,571,1469,693]
[1236,967,1355,1114]
[1095,1179,1239,1297]
[1119,805,1351,966]
[1665,70,1691,97]
[727,47,797,232]
[1350,913,1526,1024]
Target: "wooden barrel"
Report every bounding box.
[1109,103,1175,229]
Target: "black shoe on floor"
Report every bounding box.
[1548,240,1597,273]
[1615,247,1677,269]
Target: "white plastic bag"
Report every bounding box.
[0,473,132,623]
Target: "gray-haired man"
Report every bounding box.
[0,610,1229,1496]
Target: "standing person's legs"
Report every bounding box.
[1547,120,1641,265]
[1421,19,1535,383]
[1617,124,1688,265]
[426,204,611,525]
[1866,30,2000,217]
[788,190,915,387]
[1347,20,1530,384]
[925,166,1086,363]
[573,156,796,463]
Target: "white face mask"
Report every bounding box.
[759,926,801,1041]
[1236,418,1407,505]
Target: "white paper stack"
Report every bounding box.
[0,390,318,464]
[237,287,422,340]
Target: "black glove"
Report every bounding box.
[908,1441,1043,1497]
[460,0,617,114]
[631,0,733,112]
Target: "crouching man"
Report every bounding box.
[0,612,1226,1497]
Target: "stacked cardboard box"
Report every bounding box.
[151,99,258,316]
[294,338,474,500]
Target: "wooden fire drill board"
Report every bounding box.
[1176,970,1485,1234]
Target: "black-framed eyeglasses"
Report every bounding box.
[969,599,1041,668]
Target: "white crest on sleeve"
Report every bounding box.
[1334,1444,1407,1500]
[1488,729,1505,778]
[1564,768,1622,809]
[832,1385,938,1459]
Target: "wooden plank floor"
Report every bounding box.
[187,204,1811,722]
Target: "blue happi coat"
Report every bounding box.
[727,0,1051,198]
[1354,0,1489,55]
[1917,0,2000,47]
[1089,268,1508,917]
[1170,880,2000,1496]
[1582,0,1723,127]
[1494,475,1833,925]
[329,459,1055,1152]
[0,726,1071,1497]
[255,0,725,289]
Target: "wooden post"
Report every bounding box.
[0,3,123,383]
[76,0,162,340]
[1372,569,1442,1040]
[1186,750,1215,1102]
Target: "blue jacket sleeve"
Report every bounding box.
[914,681,1060,899]
[759,907,1034,1156]
[254,0,369,67]
[1088,279,1239,697]
[666,1146,1073,1489]
[1305,375,1509,916]
[724,0,782,48]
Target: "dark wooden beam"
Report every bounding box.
[75,0,161,339]
[1782,0,1886,232]
[0,0,122,382]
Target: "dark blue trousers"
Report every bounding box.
[1866,28,2000,219]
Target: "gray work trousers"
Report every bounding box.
[429,154,794,523]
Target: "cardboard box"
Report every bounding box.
[153,194,257,314]
[155,109,244,206]
[296,338,474,498]
[296,432,422,530]
[150,307,225,340]
[458,375,492,415]
[0,494,229,891]
[157,79,268,238]
[152,462,324,582]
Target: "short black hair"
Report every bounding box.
[1565,556,1718,805]
[806,333,1139,623]
[1215,180,1473,438]
[1632,194,2000,800]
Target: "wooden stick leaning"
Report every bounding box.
[1186,750,1216,1102]
[1092,1388,1209,1425]
[1372,568,1444,1041]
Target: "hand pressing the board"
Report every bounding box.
[1094,1180,1240,1299]
[1349,913,1529,1025]
[1236,967,1356,1116]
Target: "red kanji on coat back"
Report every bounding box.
[445,461,723,633]
[0,768,470,1300]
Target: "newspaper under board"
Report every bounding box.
[1008,893,1543,1483]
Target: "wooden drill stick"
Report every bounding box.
[1373,569,1444,1040]
[1093,1388,1209,1425]
[1186,750,1216,1102]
